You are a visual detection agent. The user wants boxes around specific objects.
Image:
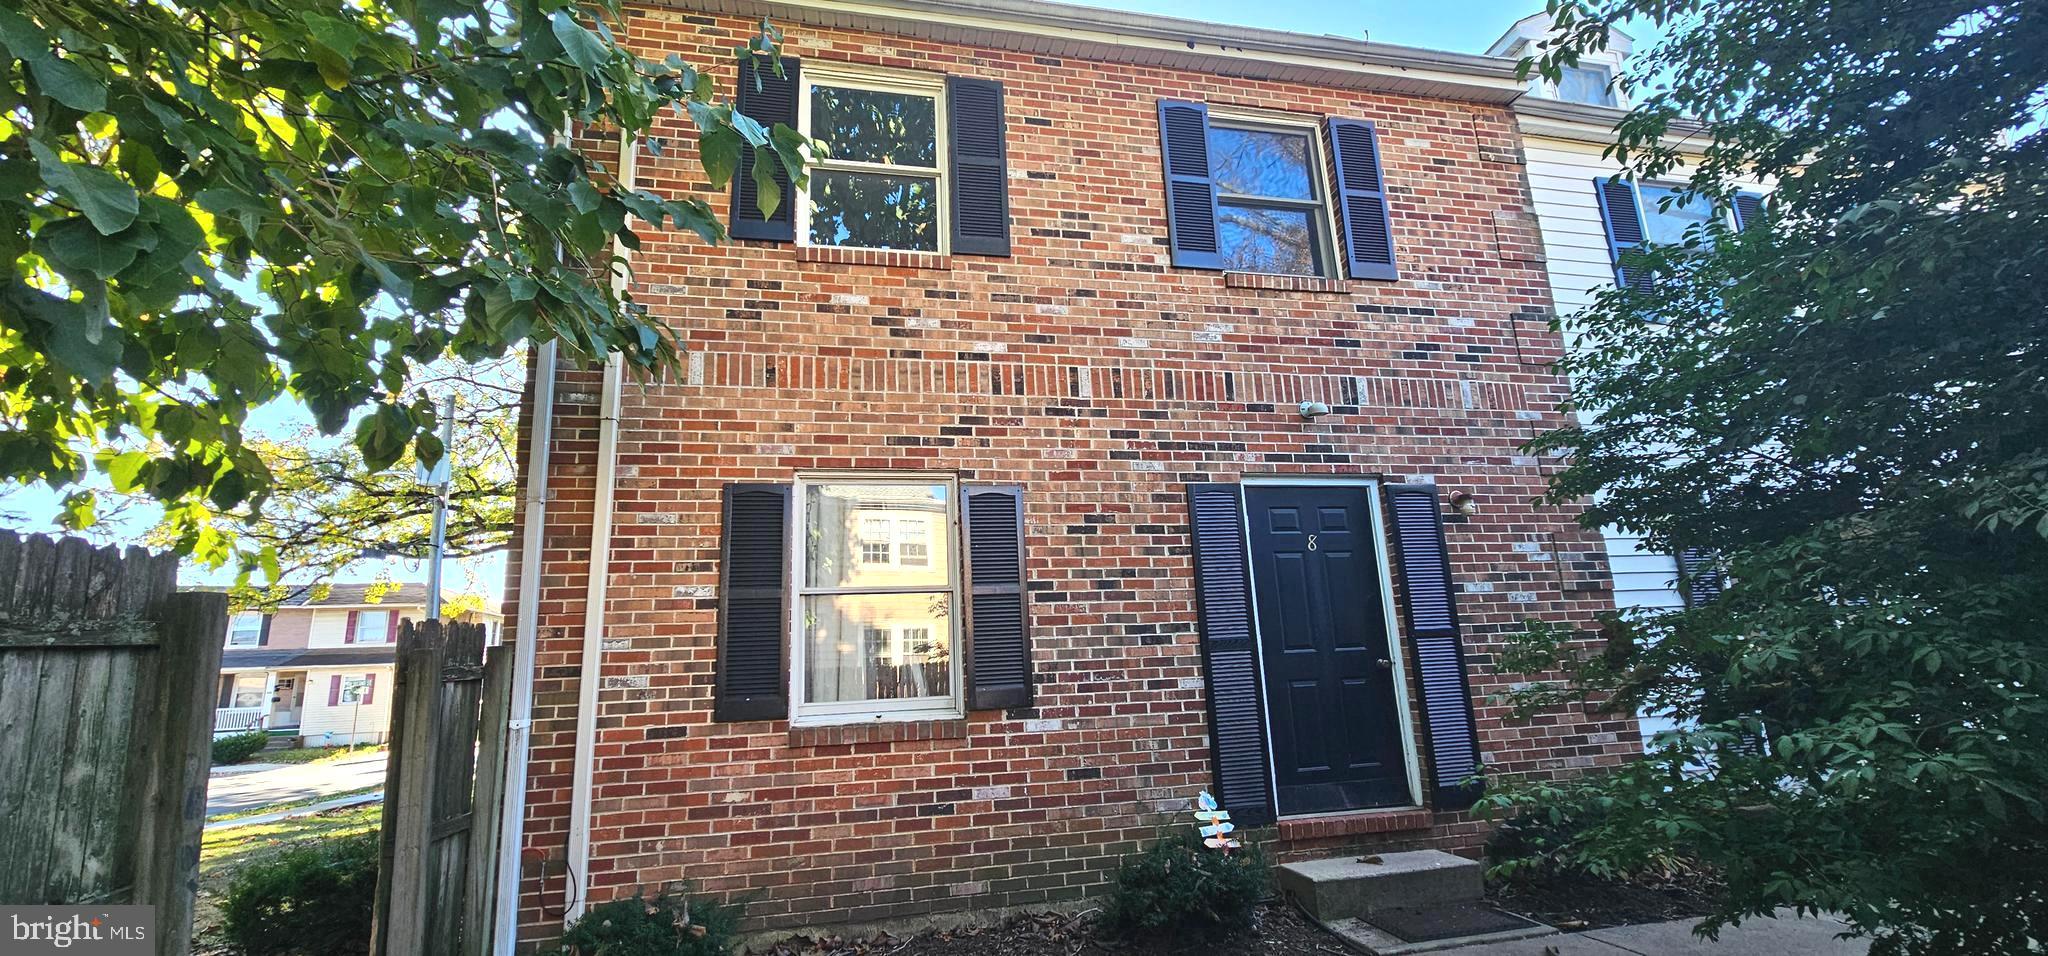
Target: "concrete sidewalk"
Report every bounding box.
[1443,914,1868,955]
[205,751,388,816]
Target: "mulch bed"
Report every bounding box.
[752,902,1355,956]
[1485,868,1722,931]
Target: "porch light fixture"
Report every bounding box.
[1298,401,1332,420]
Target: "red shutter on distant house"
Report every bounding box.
[344,609,359,644]
[327,675,342,706]
[386,610,400,642]
[362,674,376,706]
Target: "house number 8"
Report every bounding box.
[1307,534,1319,551]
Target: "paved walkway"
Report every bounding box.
[1448,914,1867,955]
[205,751,388,817]
[204,790,383,831]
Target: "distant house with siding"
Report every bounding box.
[211,583,501,745]
[1488,12,1767,742]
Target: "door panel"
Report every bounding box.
[1247,484,1408,814]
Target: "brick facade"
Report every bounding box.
[503,4,1639,945]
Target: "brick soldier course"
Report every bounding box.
[501,0,1639,943]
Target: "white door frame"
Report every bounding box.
[1238,475,1425,814]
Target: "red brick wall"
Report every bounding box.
[505,5,1638,944]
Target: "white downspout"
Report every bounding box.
[490,337,557,954]
[562,127,636,923]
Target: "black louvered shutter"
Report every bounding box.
[1594,177,1650,291]
[947,77,1011,257]
[715,483,790,721]
[1157,100,1225,270]
[730,57,800,242]
[963,486,1030,709]
[1384,484,1483,811]
[1732,192,1766,231]
[258,614,272,646]
[1327,118,1399,281]
[1186,484,1275,826]
[1677,547,1725,607]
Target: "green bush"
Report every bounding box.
[212,729,272,765]
[549,890,744,956]
[220,832,378,956]
[1102,829,1267,937]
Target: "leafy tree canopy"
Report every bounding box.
[0,0,806,575]
[1493,2,2048,954]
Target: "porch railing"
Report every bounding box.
[214,707,266,735]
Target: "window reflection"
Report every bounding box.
[1218,206,1318,275]
[804,593,953,703]
[1637,184,1718,247]
[809,86,937,167]
[1210,127,1314,200]
[808,170,939,251]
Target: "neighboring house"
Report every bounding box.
[212,583,502,746]
[1488,14,1764,742]
[499,0,1642,941]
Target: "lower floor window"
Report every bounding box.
[338,675,371,705]
[796,477,960,722]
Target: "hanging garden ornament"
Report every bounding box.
[1193,791,1239,852]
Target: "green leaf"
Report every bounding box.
[750,147,782,220]
[104,451,151,492]
[36,217,143,279]
[30,140,139,234]
[549,11,611,72]
[28,55,108,112]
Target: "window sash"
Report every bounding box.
[790,474,964,722]
[797,68,950,254]
[1206,115,1341,278]
[228,614,263,645]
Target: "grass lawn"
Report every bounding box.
[259,744,389,766]
[195,803,382,950]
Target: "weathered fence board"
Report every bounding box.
[0,530,222,956]
[372,619,508,956]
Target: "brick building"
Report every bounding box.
[497,0,1638,944]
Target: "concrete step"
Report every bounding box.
[1277,850,1484,922]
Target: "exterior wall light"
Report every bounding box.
[1450,491,1479,515]
[1298,401,1332,420]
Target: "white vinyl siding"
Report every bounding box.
[306,609,352,648]
[297,666,394,745]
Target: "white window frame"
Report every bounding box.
[352,611,392,645]
[1629,180,1742,254]
[789,472,964,726]
[1206,110,1345,279]
[338,675,371,706]
[227,612,264,646]
[1555,63,1618,107]
[795,64,950,255]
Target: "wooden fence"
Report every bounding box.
[372,618,513,956]
[0,531,226,956]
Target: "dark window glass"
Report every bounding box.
[1218,205,1319,275]
[1209,127,1314,199]
[809,86,938,167]
[808,170,939,251]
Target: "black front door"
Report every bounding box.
[1245,484,1408,815]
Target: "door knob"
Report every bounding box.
[1376,658,1392,670]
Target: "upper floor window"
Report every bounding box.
[1207,117,1337,277]
[1636,184,1721,246]
[1556,64,1617,107]
[228,612,263,646]
[352,610,391,644]
[800,68,946,253]
[795,477,959,723]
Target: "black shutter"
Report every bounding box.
[947,77,1011,257]
[1157,100,1225,270]
[1677,547,1724,607]
[1327,118,1399,281]
[1594,176,1650,291]
[258,614,272,646]
[1186,483,1275,826]
[1384,484,1483,811]
[963,486,1030,709]
[730,57,800,242]
[1732,192,1766,231]
[715,483,790,721]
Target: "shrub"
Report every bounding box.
[220,832,378,956]
[213,729,272,765]
[549,890,744,956]
[1102,829,1267,937]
